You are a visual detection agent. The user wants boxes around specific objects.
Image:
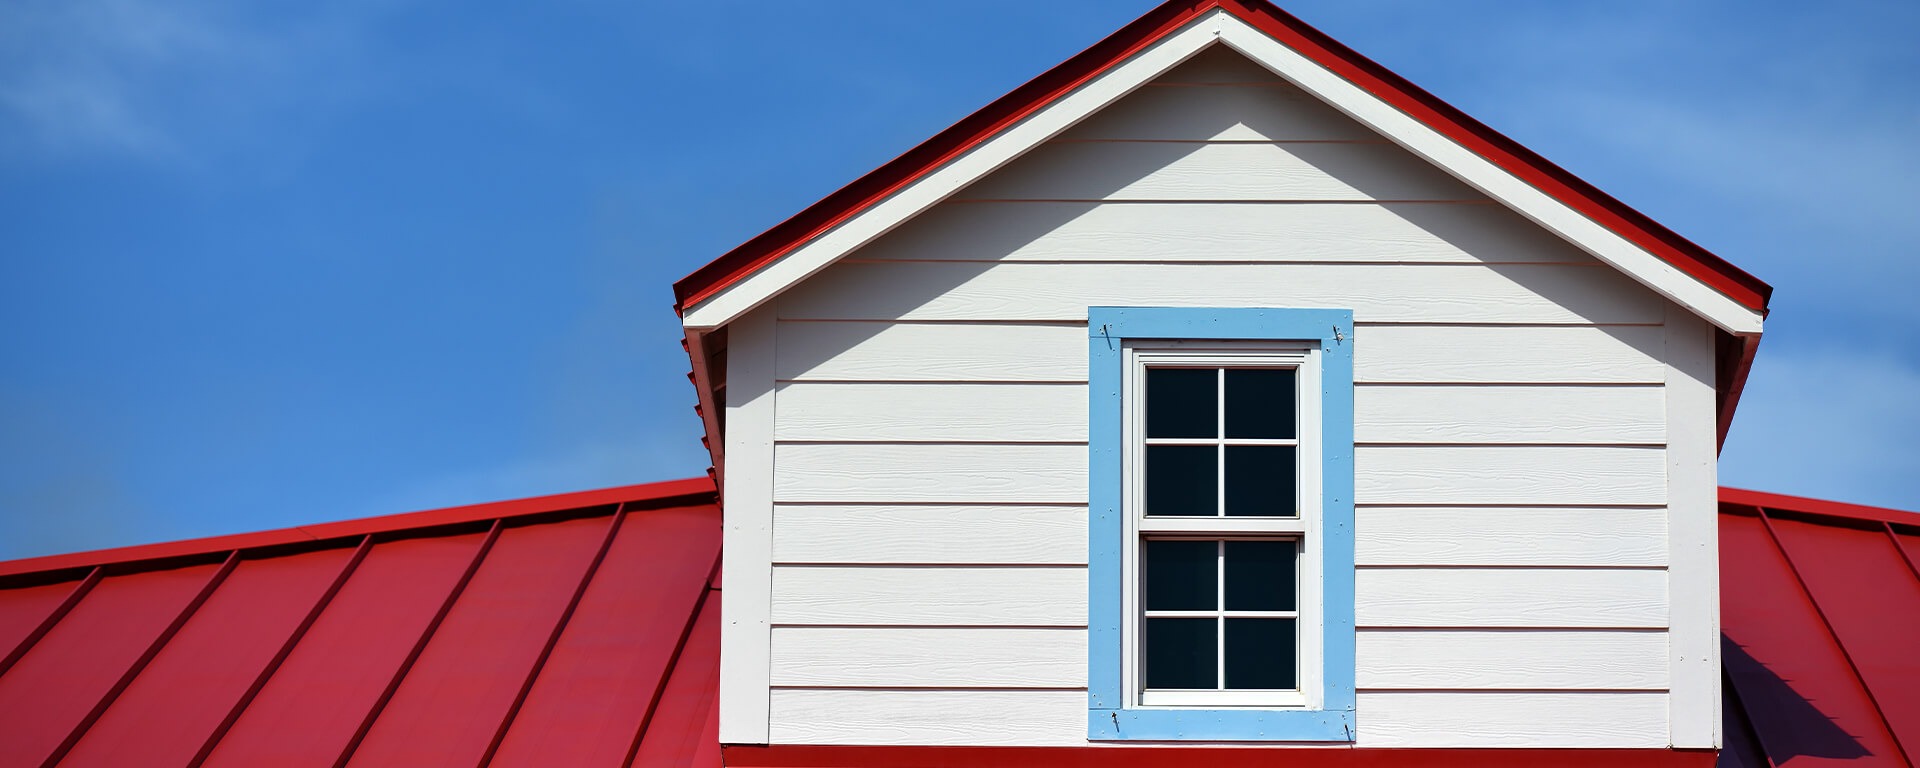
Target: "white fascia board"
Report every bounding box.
[680,11,1235,331]
[1212,18,1762,336]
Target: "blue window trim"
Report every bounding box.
[1087,306,1356,742]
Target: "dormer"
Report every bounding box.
[676,1,1767,761]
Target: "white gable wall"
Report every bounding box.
[720,47,1718,748]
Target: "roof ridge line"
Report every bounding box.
[0,476,717,580]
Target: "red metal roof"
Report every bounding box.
[0,478,721,768]
[1720,487,1920,768]
[670,0,1773,316]
[7,478,1910,767]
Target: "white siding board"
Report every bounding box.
[771,566,1086,626]
[956,141,1485,202]
[851,201,1595,264]
[781,261,1661,325]
[1357,325,1666,384]
[775,382,1085,442]
[1665,307,1722,747]
[1356,568,1668,628]
[1357,630,1669,690]
[774,444,1086,504]
[775,322,1085,382]
[770,627,1085,687]
[1357,446,1666,505]
[773,505,1086,565]
[1056,82,1381,142]
[1356,692,1669,747]
[719,309,776,744]
[1356,507,1667,567]
[768,690,1085,746]
[1355,385,1665,445]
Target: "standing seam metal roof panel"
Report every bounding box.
[1720,488,1920,768]
[0,478,720,768]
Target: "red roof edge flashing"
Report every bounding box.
[1722,486,1920,529]
[0,476,717,580]
[672,0,1771,318]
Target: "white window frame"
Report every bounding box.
[1121,341,1324,710]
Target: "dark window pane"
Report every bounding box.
[1147,368,1217,439]
[1225,369,1296,439]
[1145,540,1217,611]
[1145,618,1218,690]
[1225,618,1297,690]
[1225,445,1296,517]
[1225,540,1297,612]
[1146,445,1217,517]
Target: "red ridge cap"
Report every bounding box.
[0,477,717,579]
[1721,486,1920,528]
[672,0,1770,318]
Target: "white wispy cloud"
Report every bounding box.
[0,0,387,165]
[1,0,238,158]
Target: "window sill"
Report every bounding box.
[1088,707,1356,742]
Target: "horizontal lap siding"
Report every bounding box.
[1357,692,1670,748]
[770,567,1085,627]
[1354,385,1663,444]
[759,55,1677,747]
[852,202,1597,264]
[774,444,1087,503]
[763,689,1670,747]
[778,382,1662,444]
[774,443,1663,506]
[1356,631,1668,690]
[1356,569,1669,628]
[776,322,1086,382]
[1356,446,1666,506]
[768,627,1665,690]
[776,322,1664,384]
[773,505,1087,565]
[956,141,1482,202]
[1356,507,1667,566]
[1057,73,1380,142]
[769,690,1087,746]
[771,628,1085,687]
[779,262,1661,324]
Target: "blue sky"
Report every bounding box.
[2,0,1915,559]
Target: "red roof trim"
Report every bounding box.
[1722,486,1920,529]
[722,746,1717,768]
[0,477,716,579]
[672,0,1770,316]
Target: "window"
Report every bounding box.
[1088,307,1354,742]
[1134,356,1313,709]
